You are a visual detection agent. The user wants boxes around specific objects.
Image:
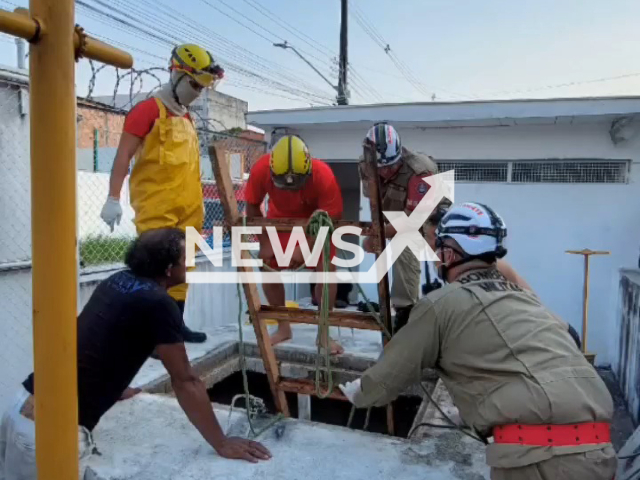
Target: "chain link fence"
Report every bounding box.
[75,104,267,264]
[0,64,267,409]
[0,71,34,410]
[77,101,136,270]
[201,130,267,248]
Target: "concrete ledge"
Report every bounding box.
[132,323,437,400]
[84,394,490,480]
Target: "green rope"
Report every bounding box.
[240,211,387,426]
[236,282,284,438]
[305,210,336,399]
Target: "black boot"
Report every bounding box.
[176,300,207,344]
[393,305,414,335]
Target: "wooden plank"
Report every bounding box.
[209,143,290,417]
[362,140,392,335]
[258,306,383,331]
[362,139,395,435]
[278,378,347,401]
[239,217,373,235]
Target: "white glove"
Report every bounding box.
[338,379,363,405]
[100,197,122,232]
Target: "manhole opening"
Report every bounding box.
[208,370,422,438]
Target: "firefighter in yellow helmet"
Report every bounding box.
[100,44,224,343]
[245,134,345,354]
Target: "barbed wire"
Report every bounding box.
[84,60,167,110]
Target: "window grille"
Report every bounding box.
[511,161,629,184]
[436,161,509,182]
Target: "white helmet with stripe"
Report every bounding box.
[365,122,402,167]
[436,202,508,259]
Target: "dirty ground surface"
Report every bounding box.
[83,394,490,480]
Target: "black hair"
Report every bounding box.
[125,228,185,279]
[426,199,453,226]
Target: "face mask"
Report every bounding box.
[172,71,202,106]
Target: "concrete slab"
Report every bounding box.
[84,394,490,480]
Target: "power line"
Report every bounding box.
[232,0,391,104]
[350,6,432,99]
[241,0,336,61]
[349,0,475,101]
[242,1,390,103]
[204,0,363,101]
[136,0,336,101]
[79,0,335,104]
[348,6,430,99]
[486,72,640,98]
[197,0,277,44]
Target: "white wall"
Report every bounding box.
[295,120,640,367]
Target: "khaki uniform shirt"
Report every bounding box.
[356,267,614,469]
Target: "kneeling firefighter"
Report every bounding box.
[100,44,225,343]
[340,202,616,480]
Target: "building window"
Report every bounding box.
[436,161,509,183]
[434,160,630,184]
[511,160,629,184]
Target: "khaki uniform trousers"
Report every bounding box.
[390,248,421,308]
[490,447,617,480]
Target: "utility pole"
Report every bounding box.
[274,0,348,106]
[337,0,348,105]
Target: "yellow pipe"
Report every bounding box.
[1,7,132,69]
[79,35,133,69]
[29,0,79,478]
[0,7,39,40]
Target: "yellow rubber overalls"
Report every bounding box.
[129,98,204,302]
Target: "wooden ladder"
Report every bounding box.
[209,140,396,434]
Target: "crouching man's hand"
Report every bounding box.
[213,436,272,463]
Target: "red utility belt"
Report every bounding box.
[493,422,611,447]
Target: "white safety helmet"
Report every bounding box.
[365,122,402,167]
[435,202,507,266]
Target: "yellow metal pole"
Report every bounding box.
[582,255,590,354]
[29,0,78,479]
[79,35,133,68]
[0,4,131,479]
[0,8,38,39]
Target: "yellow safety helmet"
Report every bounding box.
[170,44,225,89]
[270,135,312,189]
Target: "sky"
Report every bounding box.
[1,0,640,112]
